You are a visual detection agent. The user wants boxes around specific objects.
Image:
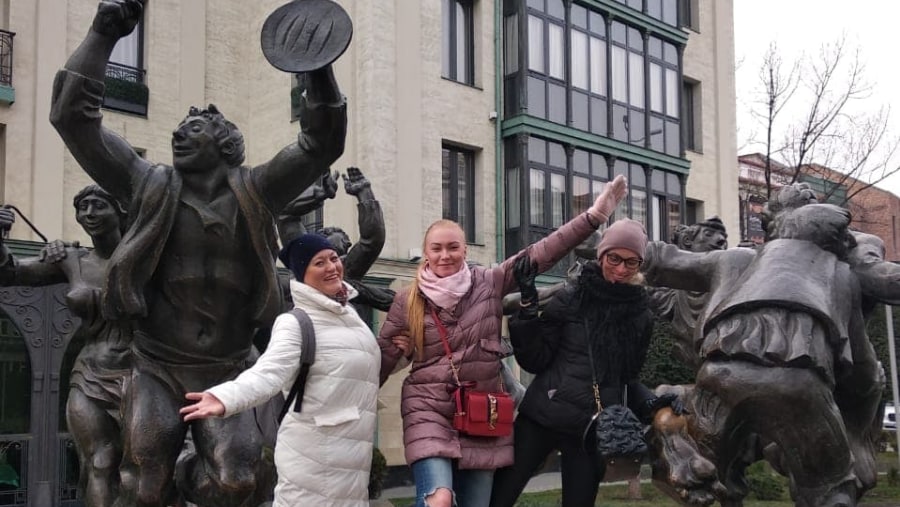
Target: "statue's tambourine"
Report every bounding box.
[261,0,353,73]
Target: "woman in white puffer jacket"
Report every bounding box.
[181,233,380,506]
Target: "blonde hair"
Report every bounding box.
[406,219,466,360]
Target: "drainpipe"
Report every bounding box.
[494,0,504,263]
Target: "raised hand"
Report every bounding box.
[92,0,144,39]
[280,170,339,218]
[317,170,339,201]
[513,255,539,308]
[589,174,628,224]
[342,167,372,197]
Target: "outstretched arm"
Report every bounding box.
[496,174,628,295]
[49,0,150,203]
[253,66,347,214]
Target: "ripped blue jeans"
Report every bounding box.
[411,457,494,507]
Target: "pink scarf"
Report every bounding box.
[418,263,472,312]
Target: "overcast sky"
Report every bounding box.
[733,0,900,196]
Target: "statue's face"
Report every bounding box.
[75,194,120,238]
[324,231,351,257]
[690,226,727,252]
[172,116,223,173]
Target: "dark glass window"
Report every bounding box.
[682,80,701,152]
[570,8,607,134]
[649,169,683,241]
[442,0,475,85]
[104,13,147,116]
[442,145,476,241]
[527,3,566,124]
[679,0,699,29]
[648,36,681,156]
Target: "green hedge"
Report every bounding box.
[104,76,148,107]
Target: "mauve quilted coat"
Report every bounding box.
[378,213,598,469]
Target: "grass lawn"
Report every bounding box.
[388,452,900,506]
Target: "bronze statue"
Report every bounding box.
[277,166,394,311]
[0,186,129,507]
[48,1,349,505]
[649,216,728,370]
[643,184,900,507]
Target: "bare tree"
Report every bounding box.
[750,36,900,206]
[750,42,798,200]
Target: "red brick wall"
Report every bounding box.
[849,185,900,262]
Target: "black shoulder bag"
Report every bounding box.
[580,318,647,483]
[278,308,317,422]
[257,308,317,447]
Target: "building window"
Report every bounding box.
[569,4,607,135]
[682,80,701,152]
[647,36,681,156]
[103,13,147,116]
[442,144,476,242]
[679,0,699,30]
[646,0,679,26]
[505,136,685,273]
[442,0,474,85]
[509,1,686,158]
[300,208,324,233]
[649,170,683,241]
[526,0,567,124]
[610,22,647,147]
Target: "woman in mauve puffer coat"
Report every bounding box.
[378,175,628,507]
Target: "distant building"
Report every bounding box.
[738,153,900,260]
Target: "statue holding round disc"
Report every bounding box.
[49,1,351,506]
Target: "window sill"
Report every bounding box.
[686,147,703,155]
[441,76,483,91]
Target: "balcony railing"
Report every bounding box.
[103,61,148,116]
[0,30,14,92]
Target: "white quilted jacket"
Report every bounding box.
[208,280,380,506]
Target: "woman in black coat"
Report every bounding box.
[490,219,683,507]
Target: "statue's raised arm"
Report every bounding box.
[251,0,352,213]
[49,0,151,205]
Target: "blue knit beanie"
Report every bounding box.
[279,233,336,281]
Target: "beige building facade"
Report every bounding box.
[0,0,736,493]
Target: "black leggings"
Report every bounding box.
[490,414,602,507]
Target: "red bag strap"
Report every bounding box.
[431,307,454,360]
[431,308,466,416]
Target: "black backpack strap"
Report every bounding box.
[277,308,316,423]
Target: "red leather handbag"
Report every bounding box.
[432,308,514,437]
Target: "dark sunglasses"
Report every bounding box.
[605,252,642,269]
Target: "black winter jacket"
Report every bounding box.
[510,263,656,438]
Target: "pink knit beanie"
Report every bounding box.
[596,218,648,260]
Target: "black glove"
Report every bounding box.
[513,255,539,306]
[645,393,687,416]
